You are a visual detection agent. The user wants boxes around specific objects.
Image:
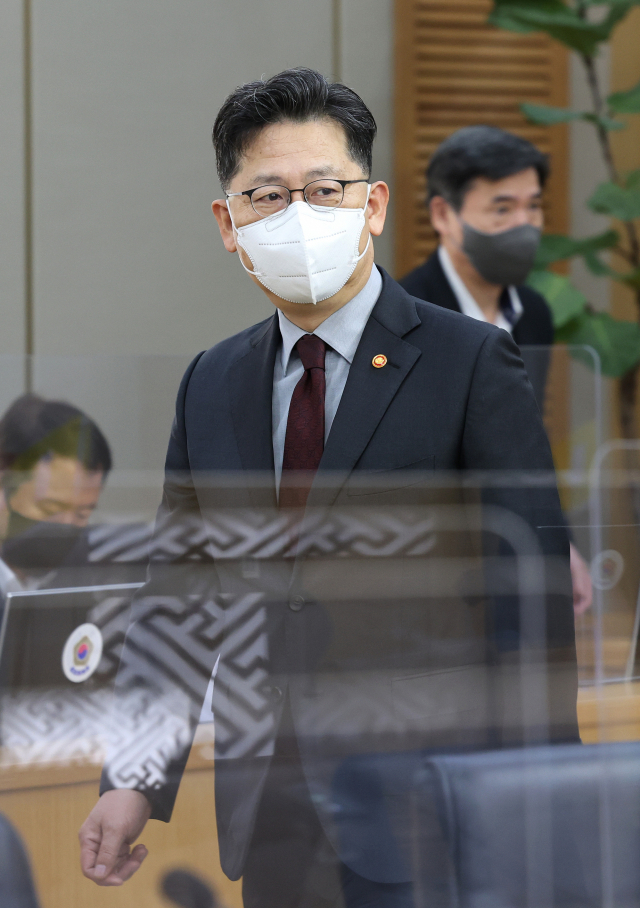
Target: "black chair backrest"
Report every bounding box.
[0,814,40,908]
[413,741,640,908]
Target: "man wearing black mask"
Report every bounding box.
[0,394,112,594]
[400,126,551,346]
[400,125,592,616]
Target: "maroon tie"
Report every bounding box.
[279,334,327,510]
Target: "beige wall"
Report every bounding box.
[1,0,394,362]
[0,0,26,356]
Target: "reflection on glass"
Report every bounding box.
[0,353,636,908]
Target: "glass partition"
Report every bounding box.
[0,472,577,908]
[518,345,604,690]
[0,349,638,908]
[586,441,640,688]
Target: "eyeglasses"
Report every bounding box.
[226,179,369,218]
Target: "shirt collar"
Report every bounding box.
[438,245,523,334]
[277,265,383,375]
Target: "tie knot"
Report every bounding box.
[296,334,326,372]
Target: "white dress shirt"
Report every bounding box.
[272,266,383,493]
[438,246,523,334]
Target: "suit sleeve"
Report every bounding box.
[100,351,223,822]
[461,328,579,743]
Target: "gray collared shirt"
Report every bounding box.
[272,265,383,494]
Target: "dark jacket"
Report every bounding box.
[103,267,577,884]
[400,251,554,409]
[399,251,553,347]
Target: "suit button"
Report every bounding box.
[289,595,305,612]
[264,684,283,702]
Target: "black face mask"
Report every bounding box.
[2,510,85,571]
[461,222,541,287]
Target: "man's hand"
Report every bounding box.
[570,542,593,616]
[79,789,152,886]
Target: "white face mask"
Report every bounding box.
[227,191,371,305]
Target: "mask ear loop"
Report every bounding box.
[353,184,372,263]
[226,200,264,278]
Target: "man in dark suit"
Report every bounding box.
[79,71,579,907]
[400,126,553,348]
[400,126,592,616]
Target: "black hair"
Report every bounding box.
[0,395,112,495]
[212,67,377,190]
[426,125,549,211]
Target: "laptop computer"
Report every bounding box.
[0,582,143,693]
[0,582,143,765]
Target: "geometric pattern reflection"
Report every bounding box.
[82,504,473,787]
[113,592,274,767]
[89,506,446,782]
[0,688,191,785]
[88,508,438,563]
[5,505,492,783]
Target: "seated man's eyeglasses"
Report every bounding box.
[226,178,369,218]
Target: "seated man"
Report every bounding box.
[0,394,112,594]
[400,125,592,615]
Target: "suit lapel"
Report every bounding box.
[307,271,422,510]
[228,315,279,508]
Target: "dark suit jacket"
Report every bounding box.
[103,267,578,884]
[400,251,553,346]
[400,251,554,407]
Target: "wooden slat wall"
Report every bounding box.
[394,0,569,278]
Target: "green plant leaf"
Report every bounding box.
[534,230,619,267]
[527,269,587,328]
[588,181,640,220]
[583,251,620,278]
[583,112,626,131]
[598,1,640,43]
[609,79,640,113]
[521,102,625,131]
[556,310,640,378]
[520,102,584,125]
[626,169,640,189]
[488,0,620,55]
[520,102,625,130]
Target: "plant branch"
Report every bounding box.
[580,51,640,271]
[572,2,640,451]
[583,55,618,180]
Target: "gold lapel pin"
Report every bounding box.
[372,354,387,368]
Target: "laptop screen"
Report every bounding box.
[0,582,143,693]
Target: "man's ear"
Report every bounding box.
[428,196,453,237]
[212,200,238,253]
[366,181,390,237]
